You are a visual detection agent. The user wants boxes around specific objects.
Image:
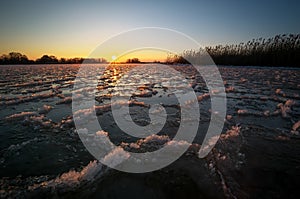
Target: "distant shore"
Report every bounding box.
[1,34,299,67]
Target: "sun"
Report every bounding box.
[111,55,117,61]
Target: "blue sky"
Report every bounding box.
[0,0,299,59]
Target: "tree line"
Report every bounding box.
[166,34,300,67]
[1,34,299,66]
[0,53,107,64]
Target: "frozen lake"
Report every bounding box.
[0,64,300,198]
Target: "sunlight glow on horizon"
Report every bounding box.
[106,49,168,62]
[1,48,169,62]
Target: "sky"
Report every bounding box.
[0,0,299,61]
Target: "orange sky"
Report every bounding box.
[0,45,168,62]
[105,49,168,62]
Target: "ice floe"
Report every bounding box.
[29,160,104,190]
[278,99,296,118]
[5,112,38,121]
[291,120,300,135]
[38,105,52,114]
[221,125,241,139]
[56,96,72,104]
[101,147,130,168]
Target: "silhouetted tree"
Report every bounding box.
[35,55,59,64]
[126,58,141,63]
[0,52,30,64]
[0,53,108,65]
